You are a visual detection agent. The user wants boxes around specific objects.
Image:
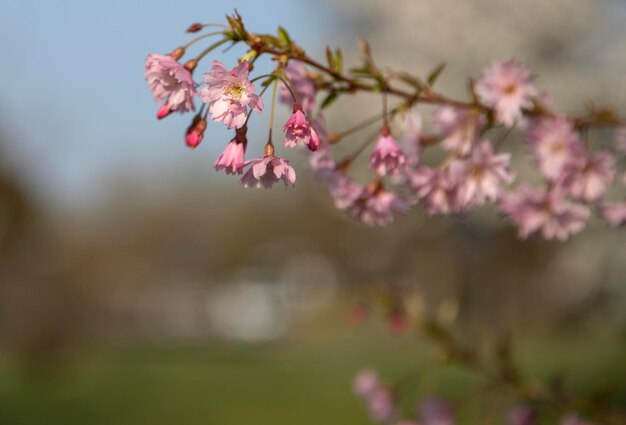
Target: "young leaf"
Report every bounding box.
[321,91,338,109]
[334,49,343,73]
[427,63,446,86]
[277,26,291,47]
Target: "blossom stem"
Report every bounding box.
[267,78,279,143]
[194,38,230,62]
[182,31,225,49]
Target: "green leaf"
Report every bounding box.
[349,67,372,76]
[396,72,425,91]
[277,26,291,47]
[261,74,278,87]
[427,63,446,86]
[333,49,343,73]
[320,91,338,109]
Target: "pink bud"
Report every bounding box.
[185,119,207,149]
[157,104,172,120]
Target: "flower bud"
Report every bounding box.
[185,118,207,149]
[157,104,172,120]
[186,23,203,33]
[168,47,185,61]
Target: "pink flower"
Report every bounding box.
[145,54,197,118]
[598,202,626,227]
[347,184,410,226]
[526,117,584,182]
[240,152,296,189]
[366,387,397,423]
[507,404,537,425]
[419,398,454,425]
[559,413,595,425]
[400,109,423,163]
[500,185,590,240]
[567,150,615,202]
[328,174,364,210]
[370,126,410,176]
[448,141,515,206]
[279,61,317,112]
[283,107,319,151]
[409,167,463,215]
[475,59,537,127]
[433,106,484,155]
[616,127,626,153]
[201,60,263,129]
[353,370,380,398]
[214,127,248,175]
[308,115,336,179]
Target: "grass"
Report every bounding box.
[0,331,624,425]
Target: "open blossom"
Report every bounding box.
[500,185,590,241]
[507,404,537,425]
[448,141,515,206]
[283,107,319,151]
[476,59,537,127]
[308,115,336,179]
[409,167,463,215]
[240,151,296,189]
[599,202,626,227]
[526,117,584,182]
[560,413,595,425]
[347,184,410,226]
[366,387,397,423]
[279,61,317,112]
[566,150,615,202]
[400,109,424,163]
[328,174,363,210]
[419,398,455,425]
[433,106,484,155]
[214,127,248,175]
[353,370,380,398]
[201,60,262,129]
[145,54,197,117]
[370,126,410,176]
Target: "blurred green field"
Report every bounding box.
[0,331,624,425]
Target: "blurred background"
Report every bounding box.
[0,1,625,424]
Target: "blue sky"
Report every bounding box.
[0,0,335,208]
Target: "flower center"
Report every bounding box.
[224,84,246,101]
[503,83,517,95]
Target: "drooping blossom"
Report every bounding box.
[366,387,397,423]
[328,174,364,210]
[145,54,197,118]
[308,115,336,180]
[475,59,537,127]
[370,125,410,176]
[283,106,319,151]
[526,117,584,182]
[599,202,626,227]
[566,150,615,202]
[500,185,590,241]
[353,370,380,398]
[448,141,515,206]
[201,60,263,129]
[400,109,424,163]
[419,397,455,425]
[506,404,538,425]
[214,126,248,175]
[559,413,595,425]
[433,106,484,155]
[409,167,463,215]
[279,61,317,112]
[240,145,296,189]
[616,127,626,153]
[346,183,410,226]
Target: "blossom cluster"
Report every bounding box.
[353,370,597,425]
[144,16,626,240]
